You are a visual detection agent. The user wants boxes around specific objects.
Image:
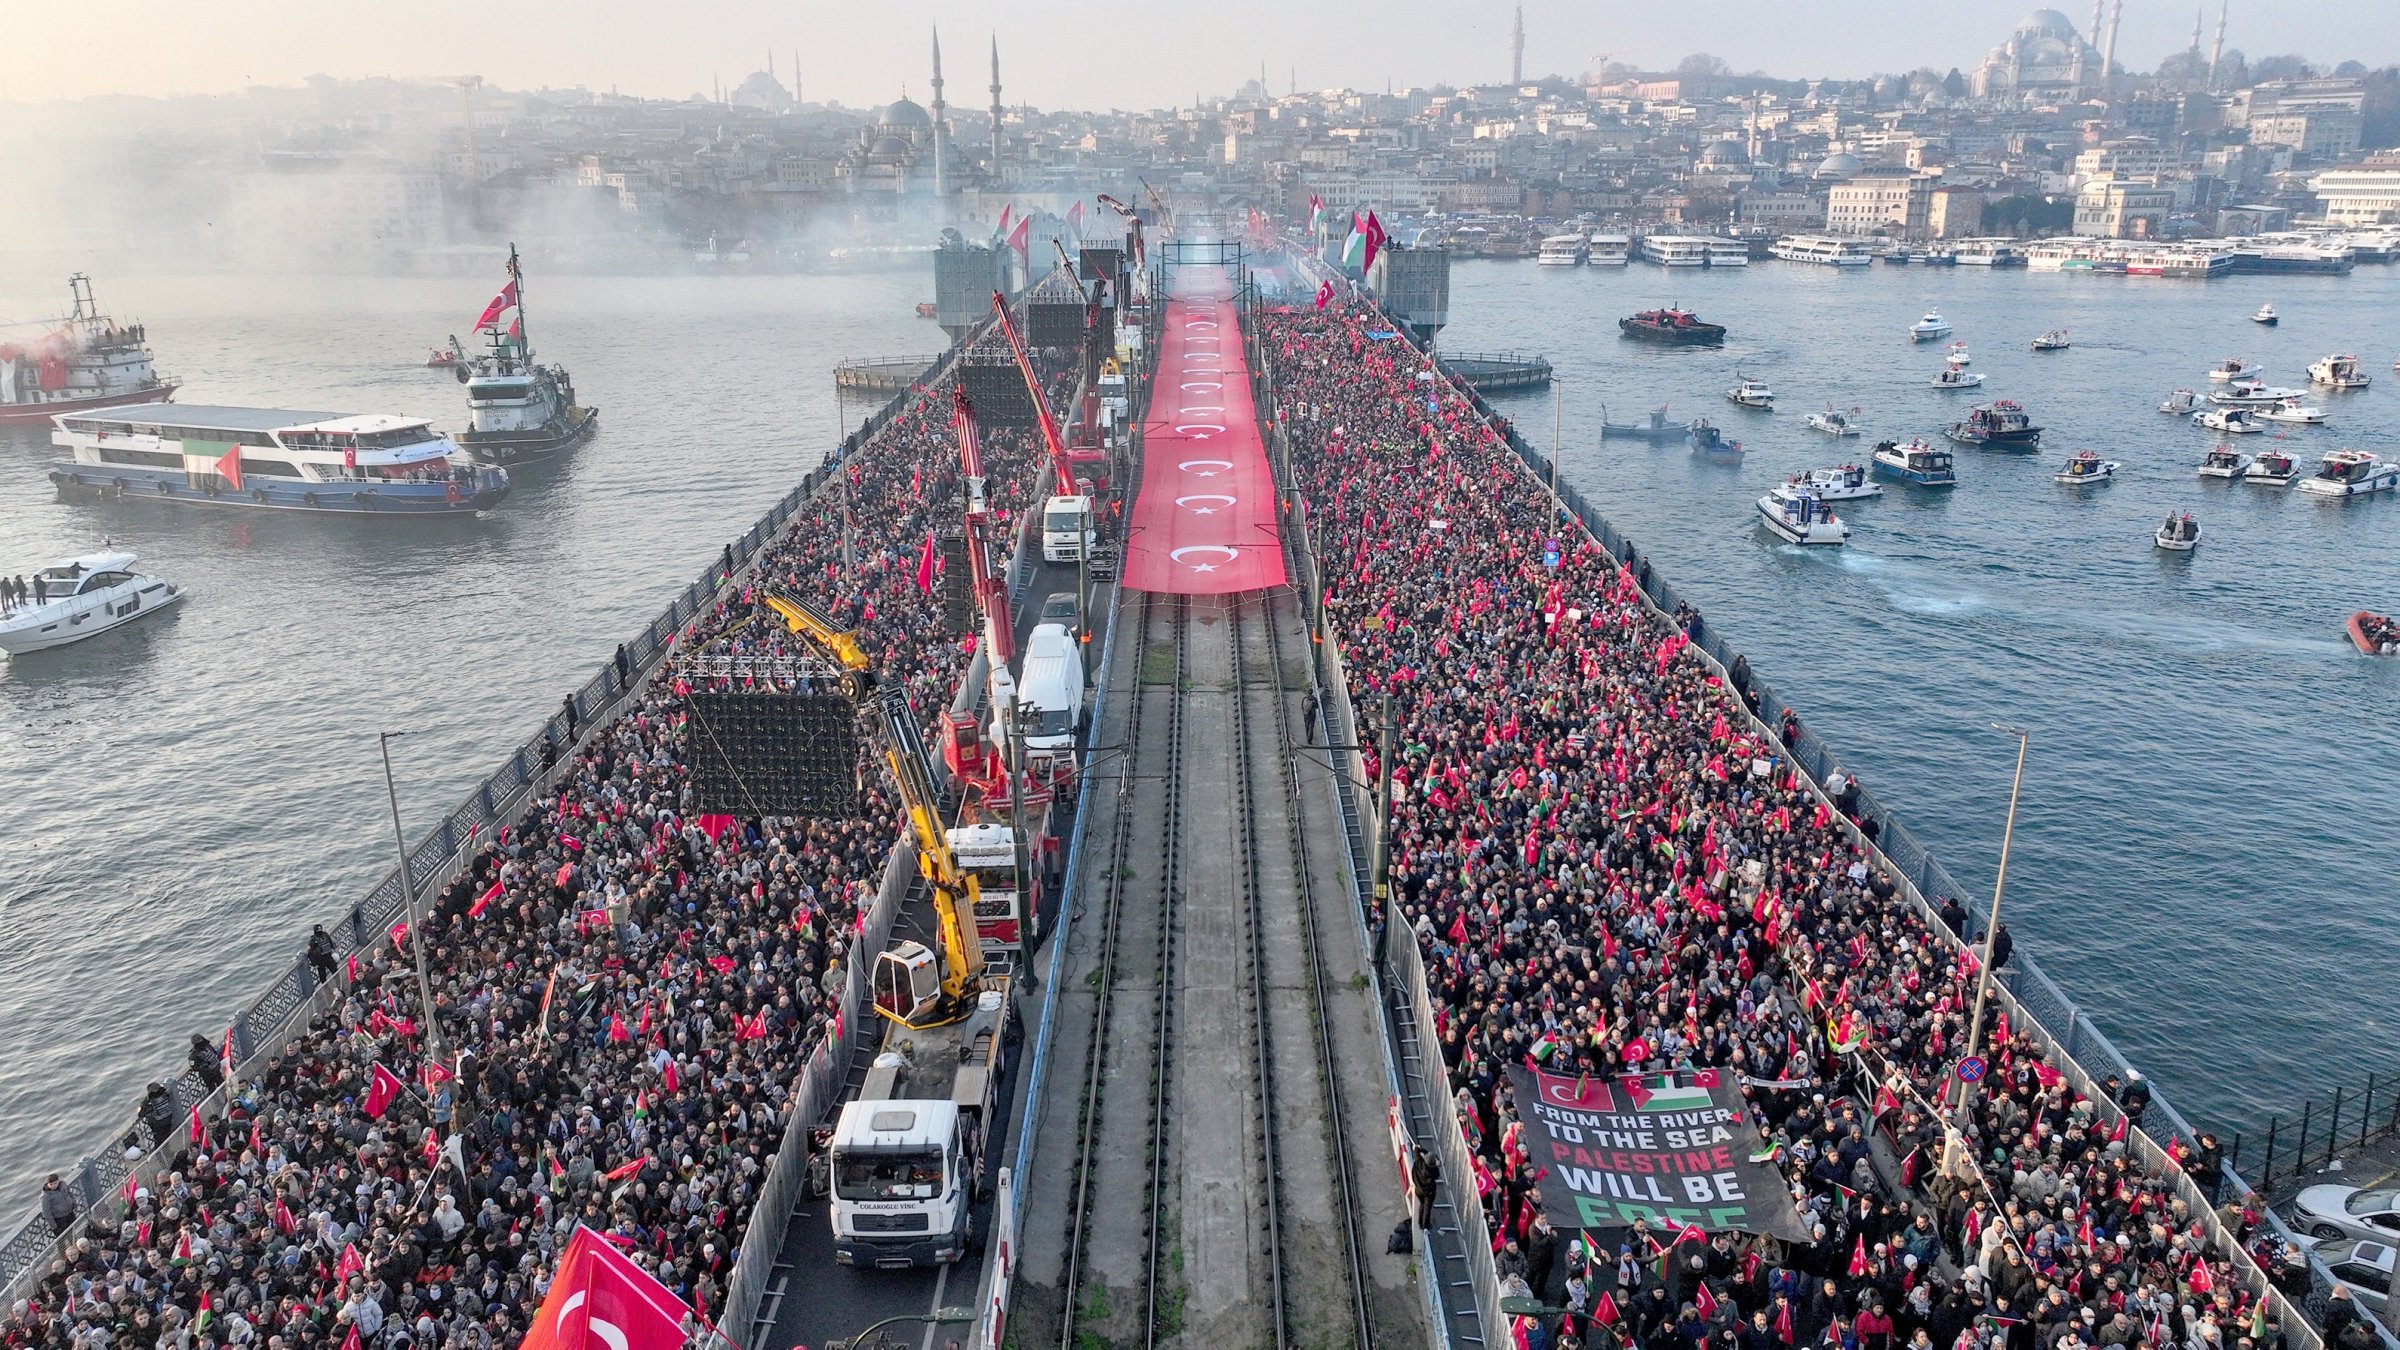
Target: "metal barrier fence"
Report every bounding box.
[0,328,982,1306]
[2230,1067,2400,1196]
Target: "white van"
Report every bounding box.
[1014,623,1085,767]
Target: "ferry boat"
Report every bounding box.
[1707,238,1751,268]
[2245,448,2300,486]
[1769,235,1875,267]
[1796,464,1882,499]
[0,276,177,425]
[2031,330,2071,352]
[2251,303,2279,325]
[1870,438,1957,487]
[2159,389,2199,414]
[1687,418,1743,457]
[1919,247,1958,266]
[1945,399,2042,450]
[1726,377,1775,409]
[1599,405,1690,440]
[2230,243,2351,275]
[1931,367,1985,389]
[2207,357,2259,383]
[450,246,599,469]
[2348,611,2399,655]
[0,549,180,656]
[49,405,509,515]
[2192,406,2263,434]
[1619,308,1725,345]
[1756,483,1849,545]
[2296,449,2400,498]
[1953,239,2026,267]
[1587,233,1631,266]
[1909,311,1954,341]
[2257,398,2327,425]
[2053,451,2119,485]
[1538,234,1588,266]
[2155,511,2202,551]
[2197,445,2250,478]
[1804,407,1862,437]
[2308,354,2371,389]
[1637,235,1712,268]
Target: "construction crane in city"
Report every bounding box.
[439,76,485,180]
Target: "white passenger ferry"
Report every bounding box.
[50,405,510,516]
[1587,233,1631,266]
[1769,235,1875,267]
[1638,235,1713,268]
[1537,234,1587,266]
[1952,239,2026,267]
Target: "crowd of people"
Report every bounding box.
[1,344,1069,1350]
[1261,296,2328,1350]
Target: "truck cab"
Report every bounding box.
[829,986,1011,1268]
[945,822,1025,955]
[1041,494,1094,562]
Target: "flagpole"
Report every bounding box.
[1942,723,2027,1179]
[379,732,449,1083]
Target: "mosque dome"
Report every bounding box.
[2017,8,2078,37]
[880,97,932,129]
[1697,140,1752,168]
[870,135,913,157]
[1813,151,1864,180]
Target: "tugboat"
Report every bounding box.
[1687,418,1744,457]
[0,275,177,425]
[1931,366,1986,389]
[1945,399,2042,450]
[2296,449,2400,498]
[1795,464,1882,499]
[2158,389,2199,414]
[2244,448,2300,486]
[1909,311,1954,341]
[2053,451,2119,485]
[2251,303,2279,326]
[1803,406,1862,436]
[2196,445,2250,478]
[2308,354,2371,389]
[1870,437,1957,487]
[2031,329,2071,352]
[1599,405,1691,441]
[1726,376,1775,409]
[2348,611,2399,655]
[2155,511,2202,550]
[1756,483,1850,545]
[451,245,599,469]
[2192,406,2263,434]
[0,549,181,656]
[1619,307,1726,345]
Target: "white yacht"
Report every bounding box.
[2308,354,2371,389]
[2251,303,2279,325]
[1756,483,1850,545]
[1726,377,1775,409]
[1587,233,1631,266]
[2158,389,2200,414]
[2296,449,2400,498]
[2054,451,2119,485]
[2207,357,2260,383]
[2155,512,2202,551]
[1804,407,1862,436]
[0,550,180,655]
[2209,382,2306,406]
[2197,445,2251,478]
[2258,398,2327,425]
[2245,448,2300,486]
[1538,234,1588,266]
[49,405,509,515]
[1797,464,1883,499]
[1932,366,1985,389]
[1910,311,1954,341]
[2193,406,2263,434]
[1769,235,1875,266]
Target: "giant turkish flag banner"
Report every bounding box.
[517,1226,693,1350]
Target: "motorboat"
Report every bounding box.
[1756,483,1850,545]
[915,301,939,319]
[2053,451,2119,485]
[1944,341,1972,367]
[2258,398,2328,425]
[1909,311,1953,341]
[1795,464,1883,499]
[425,349,459,369]
[2297,449,2400,498]
[2158,389,2200,414]
[1688,418,1744,456]
[1804,407,1862,437]
[1620,307,1726,344]
[2308,354,2371,390]
[2244,448,2300,486]
[1726,377,1775,409]
[2155,511,2203,550]
[1870,437,1958,487]
[2251,303,2279,325]
[2197,445,2251,478]
[0,550,180,656]
[2208,381,2306,406]
[2031,330,2071,352]
[2207,357,2260,383]
[2192,406,2263,434]
[2349,611,2399,655]
[1945,399,2042,450]
[1600,406,1691,441]
[1932,366,1986,390]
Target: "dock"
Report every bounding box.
[1436,348,1551,391]
[833,352,946,397]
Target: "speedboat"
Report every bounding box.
[2258,398,2328,425]
[1944,341,1972,367]
[1945,399,2042,450]
[2209,382,2306,406]
[1870,437,1957,487]
[2158,389,2199,414]
[2297,449,2400,498]
[1804,407,1862,436]
[2245,448,2300,486]
[2308,354,2371,390]
[1756,483,1850,546]
[1726,377,1775,409]
[1688,418,1744,457]
[1796,464,1883,499]
[2192,406,2263,434]
[2349,611,2400,655]
[2031,330,2071,352]
[1910,311,1953,341]
[2197,445,2251,478]
[2251,303,2279,325]
[2053,451,2119,485]
[2207,357,2260,383]
[2155,511,2202,550]
[425,349,459,369]
[1932,366,1985,389]
[0,550,180,656]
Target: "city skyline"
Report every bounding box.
[6,0,2399,111]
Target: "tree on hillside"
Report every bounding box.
[1676,54,1731,77]
[2250,54,2316,81]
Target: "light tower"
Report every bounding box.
[1511,5,1525,86]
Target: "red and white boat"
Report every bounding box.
[0,275,175,425]
[2348,611,2397,655]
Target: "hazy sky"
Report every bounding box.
[5,1,2396,110]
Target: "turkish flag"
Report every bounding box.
[362,1062,404,1119]
[1315,280,1334,311]
[474,281,518,331]
[1362,211,1390,273]
[1850,1234,1871,1277]
[915,530,936,594]
[1007,214,1030,269]
[519,1226,693,1350]
[214,445,243,491]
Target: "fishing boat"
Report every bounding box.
[0,549,180,656]
[2258,398,2328,425]
[0,275,177,425]
[1619,307,1726,345]
[2031,330,2071,352]
[2251,303,2279,325]
[1687,418,1744,457]
[449,245,599,469]
[48,405,509,515]
[1756,483,1850,545]
[1945,399,2042,450]
[2155,511,2202,550]
[2158,389,2199,414]
[2192,406,2262,433]
[2244,448,2300,485]
[1803,407,1862,437]
[1909,311,1953,341]
[2197,445,2251,478]
[2296,449,2400,498]
[1796,464,1882,499]
[1599,406,1691,441]
[2053,451,2119,485]
[2348,611,2399,655]
[1932,366,1985,390]
[1870,437,1957,487]
[1726,377,1775,409]
[2308,354,2371,389]
[2207,357,2259,383]
[1944,341,1971,367]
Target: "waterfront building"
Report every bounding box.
[2074,178,2176,239]
[2308,169,2400,226]
[2232,79,2366,162]
[1927,186,1986,239]
[1825,169,1931,238]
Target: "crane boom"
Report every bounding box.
[950,390,1016,666]
[988,291,1078,497]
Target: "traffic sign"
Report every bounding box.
[1956,1056,1988,1083]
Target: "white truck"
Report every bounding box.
[1041,494,1095,563]
[828,986,1013,1267]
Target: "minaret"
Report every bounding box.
[2188,7,2204,86]
[2207,0,2229,89]
[989,36,1004,176]
[929,27,948,197]
[1511,5,1525,85]
[2102,0,2123,93]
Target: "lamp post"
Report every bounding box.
[1943,722,2028,1178]
[826,1305,977,1350]
[378,732,446,1073]
[1551,375,1563,508]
